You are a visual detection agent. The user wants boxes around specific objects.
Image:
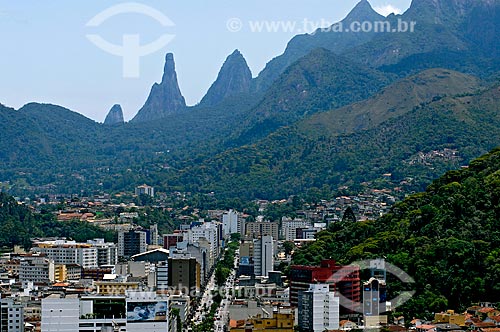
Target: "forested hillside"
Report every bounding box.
[0,193,114,249]
[162,76,499,199]
[293,147,500,318]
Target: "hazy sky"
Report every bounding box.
[0,0,412,121]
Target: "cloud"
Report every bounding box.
[373,4,403,16]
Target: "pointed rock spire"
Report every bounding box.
[104,104,124,125]
[342,0,384,23]
[131,53,186,123]
[200,50,252,107]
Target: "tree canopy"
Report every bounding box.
[293,148,500,319]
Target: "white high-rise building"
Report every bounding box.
[41,294,79,332]
[222,210,239,236]
[156,261,169,291]
[253,235,274,277]
[281,217,311,241]
[184,222,219,263]
[298,284,340,332]
[86,238,118,266]
[150,224,159,246]
[135,184,154,197]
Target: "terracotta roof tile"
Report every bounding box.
[480,308,497,314]
[474,322,496,328]
[417,324,436,330]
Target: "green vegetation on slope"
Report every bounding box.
[0,193,114,249]
[231,48,392,146]
[163,75,498,200]
[299,68,481,137]
[0,91,263,195]
[293,147,500,318]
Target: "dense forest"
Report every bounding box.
[0,193,114,249]
[293,148,500,319]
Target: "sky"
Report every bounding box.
[0,0,412,121]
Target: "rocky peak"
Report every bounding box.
[342,0,385,24]
[131,53,186,123]
[199,49,252,107]
[104,104,124,125]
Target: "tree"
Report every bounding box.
[230,233,241,242]
[170,307,182,332]
[342,206,356,222]
[135,193,153,206]
[115,206,125,215]
[283,241,296,256]
[215,265,230,287]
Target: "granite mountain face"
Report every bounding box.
[346,0,500,68]
[199,50,253,108]
[131,53,187,123]
[252,0,386,93]
[103,104,124,125]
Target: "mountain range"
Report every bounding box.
[0,0,499,198]
[166,69,498,199]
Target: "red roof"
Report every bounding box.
[482,329,500,332]
[340,320,356,327]
[416,324,436,330]
[474,322,497,328]
[230,319,245,328]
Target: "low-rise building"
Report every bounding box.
[95,281,140,295]
[230,311,294,332]
[41,291,168,332]
[434,310,466,326]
